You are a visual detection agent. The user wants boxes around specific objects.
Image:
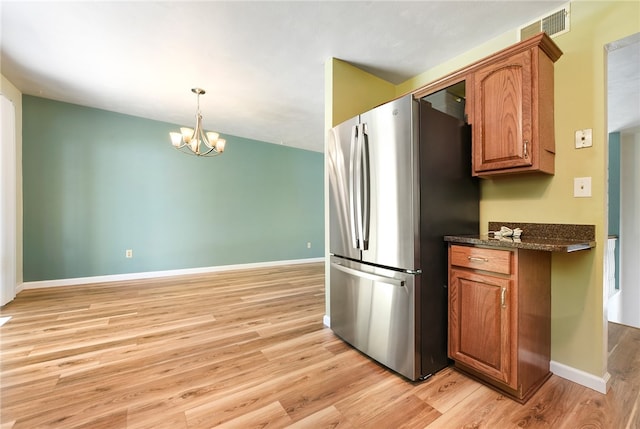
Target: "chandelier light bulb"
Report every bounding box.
[169,132,182,147]
[206,132,220,148]
[180,127,194,143]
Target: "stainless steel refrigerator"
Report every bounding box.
[328,93,479,381]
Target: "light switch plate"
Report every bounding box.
[575,129,593,148]
[574,177,592,197]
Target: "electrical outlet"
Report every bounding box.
[574,177,592,197]
[125,249,133,258]
[307,242,312,249]
[575,129,593,148]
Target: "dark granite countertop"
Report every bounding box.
[444,222,596,253]
[444,235,595,252]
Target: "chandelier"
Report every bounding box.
[169,88,226,157]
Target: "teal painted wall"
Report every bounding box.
[608,131,620,290]
[608,132,620,236]
[22,96,324,281]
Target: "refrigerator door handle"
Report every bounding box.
[354,123,365,251]
[361,123,370,250]
[332,262,406,287]
[348,124,359,249]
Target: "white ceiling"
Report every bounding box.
[5,0,631,153]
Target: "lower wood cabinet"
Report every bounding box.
[448,244,552,402]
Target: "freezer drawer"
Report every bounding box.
[330,257,418,380]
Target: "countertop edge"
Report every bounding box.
[444,235,596,253]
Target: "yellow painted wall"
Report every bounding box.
[325,58,396,128]
[325,0,640,379]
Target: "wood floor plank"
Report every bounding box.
[1,262,637,428]
[497,374,584,428]
[277,354,390,422]
[332,373,413,424]
[284,405,354,429]
[412,366,483,414]
[184,350,372,427]
[422,383,516,428]
[206,401,293,428]
[346,392,437,429]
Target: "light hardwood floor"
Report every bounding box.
[1,262,638,428]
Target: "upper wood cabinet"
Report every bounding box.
[413,33,563,178]
[469,35,562,176]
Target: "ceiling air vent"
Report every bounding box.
[519,3,570,40]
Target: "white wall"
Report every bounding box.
[1,94,16,305]
[617,128,640,327]
[0,75,23,305]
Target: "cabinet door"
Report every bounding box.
[472,49,532,174]
[449,268,516,388]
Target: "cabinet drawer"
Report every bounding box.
[450,245,512,275]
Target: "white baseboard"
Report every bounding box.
[550,360,610,394]
[20,257,325,290]
[323,314,330,327]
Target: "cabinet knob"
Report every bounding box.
[501,287,507,308]
[523,140,529,158]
